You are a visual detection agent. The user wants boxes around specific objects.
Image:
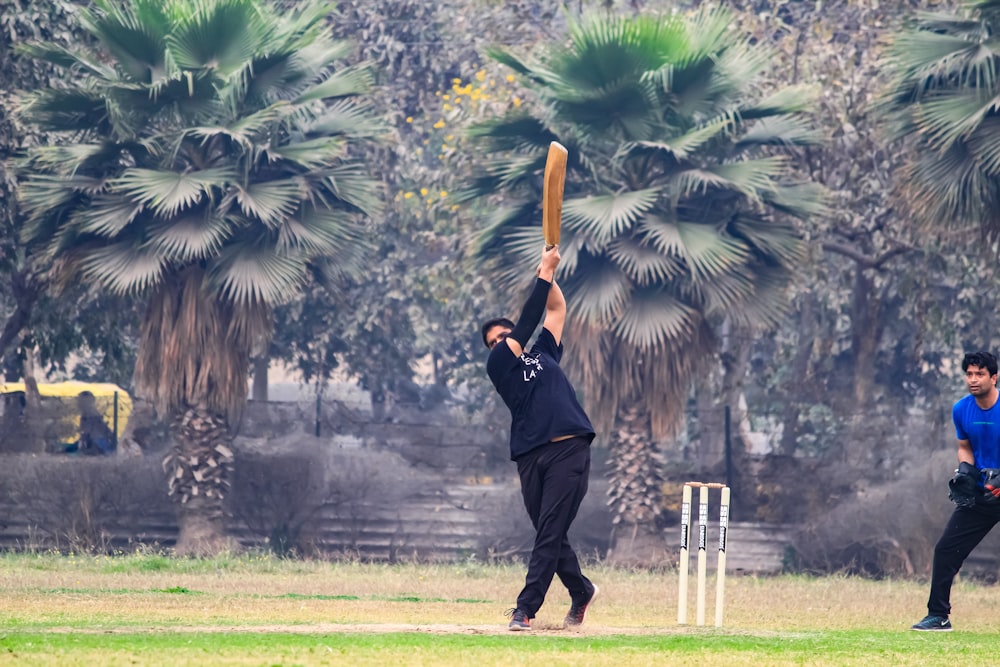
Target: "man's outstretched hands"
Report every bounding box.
[537,245,560,282]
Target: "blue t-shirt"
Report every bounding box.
[487,327,595,460]
[953,394,1000,483]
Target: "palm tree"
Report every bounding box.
[16,0,382,554]
[469,8,824,533]
[881,0,1000,242]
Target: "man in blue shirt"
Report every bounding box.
[481,244,598,632]
[912,351,1000,631]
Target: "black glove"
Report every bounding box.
[949,462,979,508]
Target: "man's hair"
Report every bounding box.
[962,351,998,376]
[481,317,515,349]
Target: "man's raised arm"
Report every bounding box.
[502,245,560,357]
[543,280,566,346]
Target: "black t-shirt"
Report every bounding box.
[487,327,595,460]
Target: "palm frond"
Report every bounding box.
[15,42,117,80]
[18,89,109,133]
[316,165,383,217]
[486,47,534,78]
[627,117,730,161]
[741,84,819,118]
[294,64,374,103]
[736,116,824,149]
[607,236,685,286]
[263,136,346,169]
[233,179,303,229]
[186,102,290,149]
[568,260,632,323]
[689,263,757,313]
[211,244,308,305]
[483,152,547,189]
[905,142,995,225]
[308,99,388,139]
[114,167,236,218]
[700,263,793,330]
[82,0,169,82]
[472,203,536,256]
[562,189,660,245]
[23,143,124,175]
[276,207,368,256]
[967,114,1000,175]
[166,0,271,78]
[611,289,698,351]
[277,40,357,100]
[763,183,830,220]
[467,114,553,151]
[75,196,145,237]
[676,157,786,201]
[549,82,659,139]
[488,227,550,288]
[916,90,998,152]
[886,31,995,91]
[674,222,751,281]
[147,210,233,261]
[80,241,167,294]
[729,214,805,267]
[18,174,102,219]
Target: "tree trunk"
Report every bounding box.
[694,371,724,469]
[719,337,753,516]
[0,267,42,371]
[846,268,886,467]
[164,405,235,556]
[779,294,817,456]
[251,355,268,403]
[606,406,665,562]
[21,351,46,453]
[851,269,882,412]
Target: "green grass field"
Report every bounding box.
[0,551,997,665]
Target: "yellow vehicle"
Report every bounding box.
[0,381,132,446]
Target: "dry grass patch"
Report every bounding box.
[1,553,999,634]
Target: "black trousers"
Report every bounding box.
[514,436,593,617]
[927,502,1000,617]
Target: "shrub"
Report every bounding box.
[0,454,173,552]
[789,449,958,577]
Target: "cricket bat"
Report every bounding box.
[542,141,567,249]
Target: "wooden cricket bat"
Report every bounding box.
[542,141,567,249]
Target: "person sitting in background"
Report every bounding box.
[64,391,116,456]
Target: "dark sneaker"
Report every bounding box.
[564,583,599,627]
[505,608,531,631]
[911,615,952,632]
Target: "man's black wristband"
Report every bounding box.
[957,461,979,477]
[508,277,551,347]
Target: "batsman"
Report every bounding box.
[479,143,598,631]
